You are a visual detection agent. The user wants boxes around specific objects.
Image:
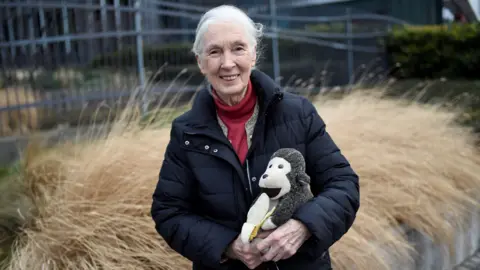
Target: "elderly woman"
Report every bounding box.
[151,5,359,270]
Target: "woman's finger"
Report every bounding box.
[281,243,297,260]
[256,229,274,239]
[272,251,284,262]
[261,243,280,262]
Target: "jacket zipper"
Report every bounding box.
[243,92,283,165]
[246,159,253,197]
[183,92,283,204]
[243,91,283,202]
[184,130,254,204]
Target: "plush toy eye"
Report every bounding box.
[278,164,284,169]
[269,164,272,168]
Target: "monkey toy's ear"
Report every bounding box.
[296,172,311,186]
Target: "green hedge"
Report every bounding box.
[305,22,388,33]
[384,23,480,79]
[90,43,195,69]
[89,40,303,69]
[88,39,324,83]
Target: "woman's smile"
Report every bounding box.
[220,74,240,82]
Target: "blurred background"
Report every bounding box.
[0,1,479,270]
[0,0,479,139]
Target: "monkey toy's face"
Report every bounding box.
[258,157,292,200]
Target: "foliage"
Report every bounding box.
[305,21,389,33]
[384,23,480,79]
[89,41,299,70]
[0,87,479,270]
[87,40,327,84]
[90,43,194,69]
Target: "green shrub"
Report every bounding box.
[89,40,301,69]
[384,23,480,79]
[89,43,195,70]
[305,21,388,33]
[87,39,325,83]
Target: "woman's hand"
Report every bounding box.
[254,219,311,262]
[225,236,263,269]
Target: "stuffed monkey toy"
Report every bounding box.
[240,148,314,244]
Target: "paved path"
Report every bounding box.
[453,249,480,270]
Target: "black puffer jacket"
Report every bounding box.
[151,70,360,270]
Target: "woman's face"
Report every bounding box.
[196,21,256,100]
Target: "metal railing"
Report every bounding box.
[0,0,406,137]
[1,2,480,269]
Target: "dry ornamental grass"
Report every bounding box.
[4,89,480,270]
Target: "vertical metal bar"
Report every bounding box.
[269,0,280,85]
[180,0,188,42]
[39,6,47,50]
[87,0,94,61]
[62,0,71,54]
[52,4,60,69]
[114,0,122,50]
[100,0,107,52]
[346,7,354,87]
[135,0,147,115]
[28,0,36,56]
[6,7,16,58]
[17,4,26,55]
[0,8,7,64]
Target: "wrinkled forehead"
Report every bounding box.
[202,21,251,51]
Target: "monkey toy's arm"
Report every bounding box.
[296,172,314,200]
[261,193,302,230]
[240,193,270,244]
[261,172,314,230]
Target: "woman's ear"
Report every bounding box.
[251,46,257,67]
[196,55,206,74]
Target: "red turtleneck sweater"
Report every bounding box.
[212,81,256,164]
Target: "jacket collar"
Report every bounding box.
[187,69,283,129]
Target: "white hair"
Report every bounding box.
[192,5,264,59]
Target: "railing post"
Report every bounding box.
[6,6,15,59]
[16,3,26,56]
[269,0,281,85]
[100,0,107,53]
[0,8,6,64]
[61,0,71,55]
[114,0,122,50]
[346,7,354,88]
[87,0,94,61]
[135,0,147,115]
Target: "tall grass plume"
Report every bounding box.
[3,86,480,270]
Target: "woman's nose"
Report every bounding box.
[221,52,235,68]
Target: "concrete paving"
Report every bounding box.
[453,249,480,270]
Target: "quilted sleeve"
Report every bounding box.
[292,98,360,258]
[150,121,238,269]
